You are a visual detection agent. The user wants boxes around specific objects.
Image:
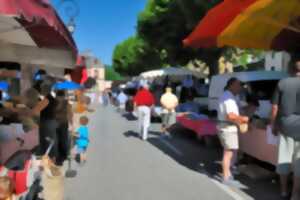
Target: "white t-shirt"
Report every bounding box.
[117,92,128,105]
[218,90,240,132]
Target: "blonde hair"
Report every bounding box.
[0,177,14,199]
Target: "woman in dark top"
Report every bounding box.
[38,84,59,163]
[55,90,73,166]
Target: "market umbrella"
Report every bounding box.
[53,81,82,91]
[0,81,9,91]
[0,0,77,68]
[183,0,300,52]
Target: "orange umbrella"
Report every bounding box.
[184,0,300,51]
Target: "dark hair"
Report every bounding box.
[288,52,300,74]
[247,96,260,107]
[56,90,66,97]
[37,69,47,75]
[224,77,239,91]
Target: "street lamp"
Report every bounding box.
[57,0,80,34]
[67,17,76,34]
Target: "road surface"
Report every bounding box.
[64,106,280,200]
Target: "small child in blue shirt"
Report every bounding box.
[73,116,89,164]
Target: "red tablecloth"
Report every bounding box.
[176,115,218,138]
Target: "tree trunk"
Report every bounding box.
[199,48,223,78]
[206,59,219,77]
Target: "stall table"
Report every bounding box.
[176,115,217,139]
[239,126,278,166]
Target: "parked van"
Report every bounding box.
[208,71,288,112]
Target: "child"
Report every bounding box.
[0,177,15,200]
[73,116,89,164]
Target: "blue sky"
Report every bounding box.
[53,0,147,65]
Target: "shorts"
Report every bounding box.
[75,146,87,154]
[277,134,300,177]
[162,112,176,127]
[218,129,239,150]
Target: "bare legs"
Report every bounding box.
[222,149,235,180]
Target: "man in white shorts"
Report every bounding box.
[218,78,249,186]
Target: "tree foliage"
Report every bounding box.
[112,36,164,76]
[105,65,123,81]
[137,0,223,75]
[113,0,265,76]
[224,48,265,67]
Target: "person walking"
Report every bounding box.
[133,84,155,141]
[271,59,300,200]
[218,78,249,185]
[160,87,178,137]
[117,90,128,112]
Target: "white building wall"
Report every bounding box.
[265,51,291,72]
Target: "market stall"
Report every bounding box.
[140,67,205,81]
[183,0,300,166]
[0,1,78,199]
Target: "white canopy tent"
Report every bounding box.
[139,67,206,80]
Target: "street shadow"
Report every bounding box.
[122,113,138,121]
[123,131,139,139]
[147,124,222,176]
[146,124,282,200]
[123,130,163,139]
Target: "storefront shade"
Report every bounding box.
[0,0,77,68]
[183,0,300,52]
[53,81,82,91]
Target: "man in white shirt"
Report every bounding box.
[218,78,249,185]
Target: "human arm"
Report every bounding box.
[10,98,49,117]
[226,113,249,124]
[30,98,49,117]
[224,98,249,124]
[270,87,280,135]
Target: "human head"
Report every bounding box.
[247,96,259,108]
[225,77,242,95]
[56,90,66,100]
[24,88,40,108]
[84,96,91,105]
[165,87,172,93]
[142,83,149,90]
[0,177,14,200]
[80,116,89,126]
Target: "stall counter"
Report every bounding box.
[239,126,278,166]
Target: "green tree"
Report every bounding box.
[137,0,223,76]
[112,36,165,76]
[105,65,123,81]
[224,48,265,68]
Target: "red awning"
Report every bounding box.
[0,0,77,68]
[0,0,77,53]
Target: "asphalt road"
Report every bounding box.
[64,106,280,200]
